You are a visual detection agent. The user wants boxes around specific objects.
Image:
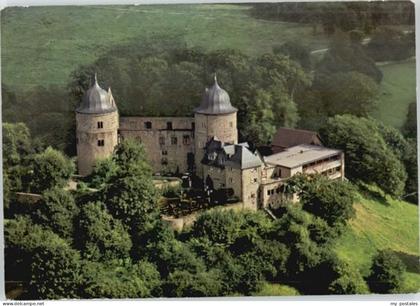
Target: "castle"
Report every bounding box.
[76,75,345,211]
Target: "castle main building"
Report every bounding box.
[76,75,344,210]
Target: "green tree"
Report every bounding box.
[30,235,82,299]
[403,102,417,139]
[273,41,312,70]
[104,140,159,230]
[269,205,322,278]
[112,139,153,175]
[319,115,407,197]
[297,174,356,226]
[366,249,406,293]
[89,157,118,189]
[78,201,132,260]
[316,32,382,83]
[36,187,79,240]
[297,252,368,295]
[329,263,369,294]
[2,122,33,192]
[163,269,222,297]
[315,71,378,117]
[30,146,75,193]
[241,89,276,146]
[81,260,161,298]
[376,122,418,203]
[191,209,244,245]
[3,171,12,210]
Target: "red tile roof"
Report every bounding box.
[271,127,322,152]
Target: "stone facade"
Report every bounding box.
[119,116,195,174]
[194,112,237,177]
[75,75,345,213]
[76,111,119,176]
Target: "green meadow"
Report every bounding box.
[374,59,417,129]
[1,4,329,90]
[334,191,419,293]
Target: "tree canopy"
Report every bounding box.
[319,115,407,197]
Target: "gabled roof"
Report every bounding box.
[194,75,238,115]
[226,145,263,170]
[223,142,249,156]
[272,127,322,149]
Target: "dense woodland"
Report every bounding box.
[2,2,418,299]
[4,135,410,298]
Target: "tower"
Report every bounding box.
[75,74,119,176]
[194,75,238,177]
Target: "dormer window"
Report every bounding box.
[97,121,103,129]
[145,121,152,129]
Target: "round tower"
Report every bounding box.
[194,75,238,177]
[75,74,119,176]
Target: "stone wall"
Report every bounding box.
[119,116,195,174]
[76,111,119,176]
[194,112,238,177]
[240,167,261,211]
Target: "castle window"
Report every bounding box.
[183,135,190,145]
[97,139,105,147]
[267,190,270,196]
[159,136,165,145]
[97,121,104,129]
[253,178,258,183]
[191,122,195,130]
[144,121,152,129]
[162,150,168,156]
[167,122,173,130]
[171,137,178,145]
[161,158,168,165]
[229,178,233,183]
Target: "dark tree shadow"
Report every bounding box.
[357,183,390,206]
[392,251,420,273]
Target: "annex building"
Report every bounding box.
[75,75,345,211]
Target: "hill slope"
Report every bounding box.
[1,4,329,91]
[334,189,419,293]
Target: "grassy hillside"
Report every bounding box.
[374,58,416,129]
[1,4,329,91]
[334,189,419,293]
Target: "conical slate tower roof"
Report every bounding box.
[194,75,238,115]
[76,74,117,114]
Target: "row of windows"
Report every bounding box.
[76,138,106,147]
[160,135,192,146]
[302,154,340,169]
[323,166,341,176]
[267,187,282,196]
[144,122,196,130]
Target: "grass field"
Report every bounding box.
[1,4,330,90]
[334,189,419,293]
[373,58,416,129]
